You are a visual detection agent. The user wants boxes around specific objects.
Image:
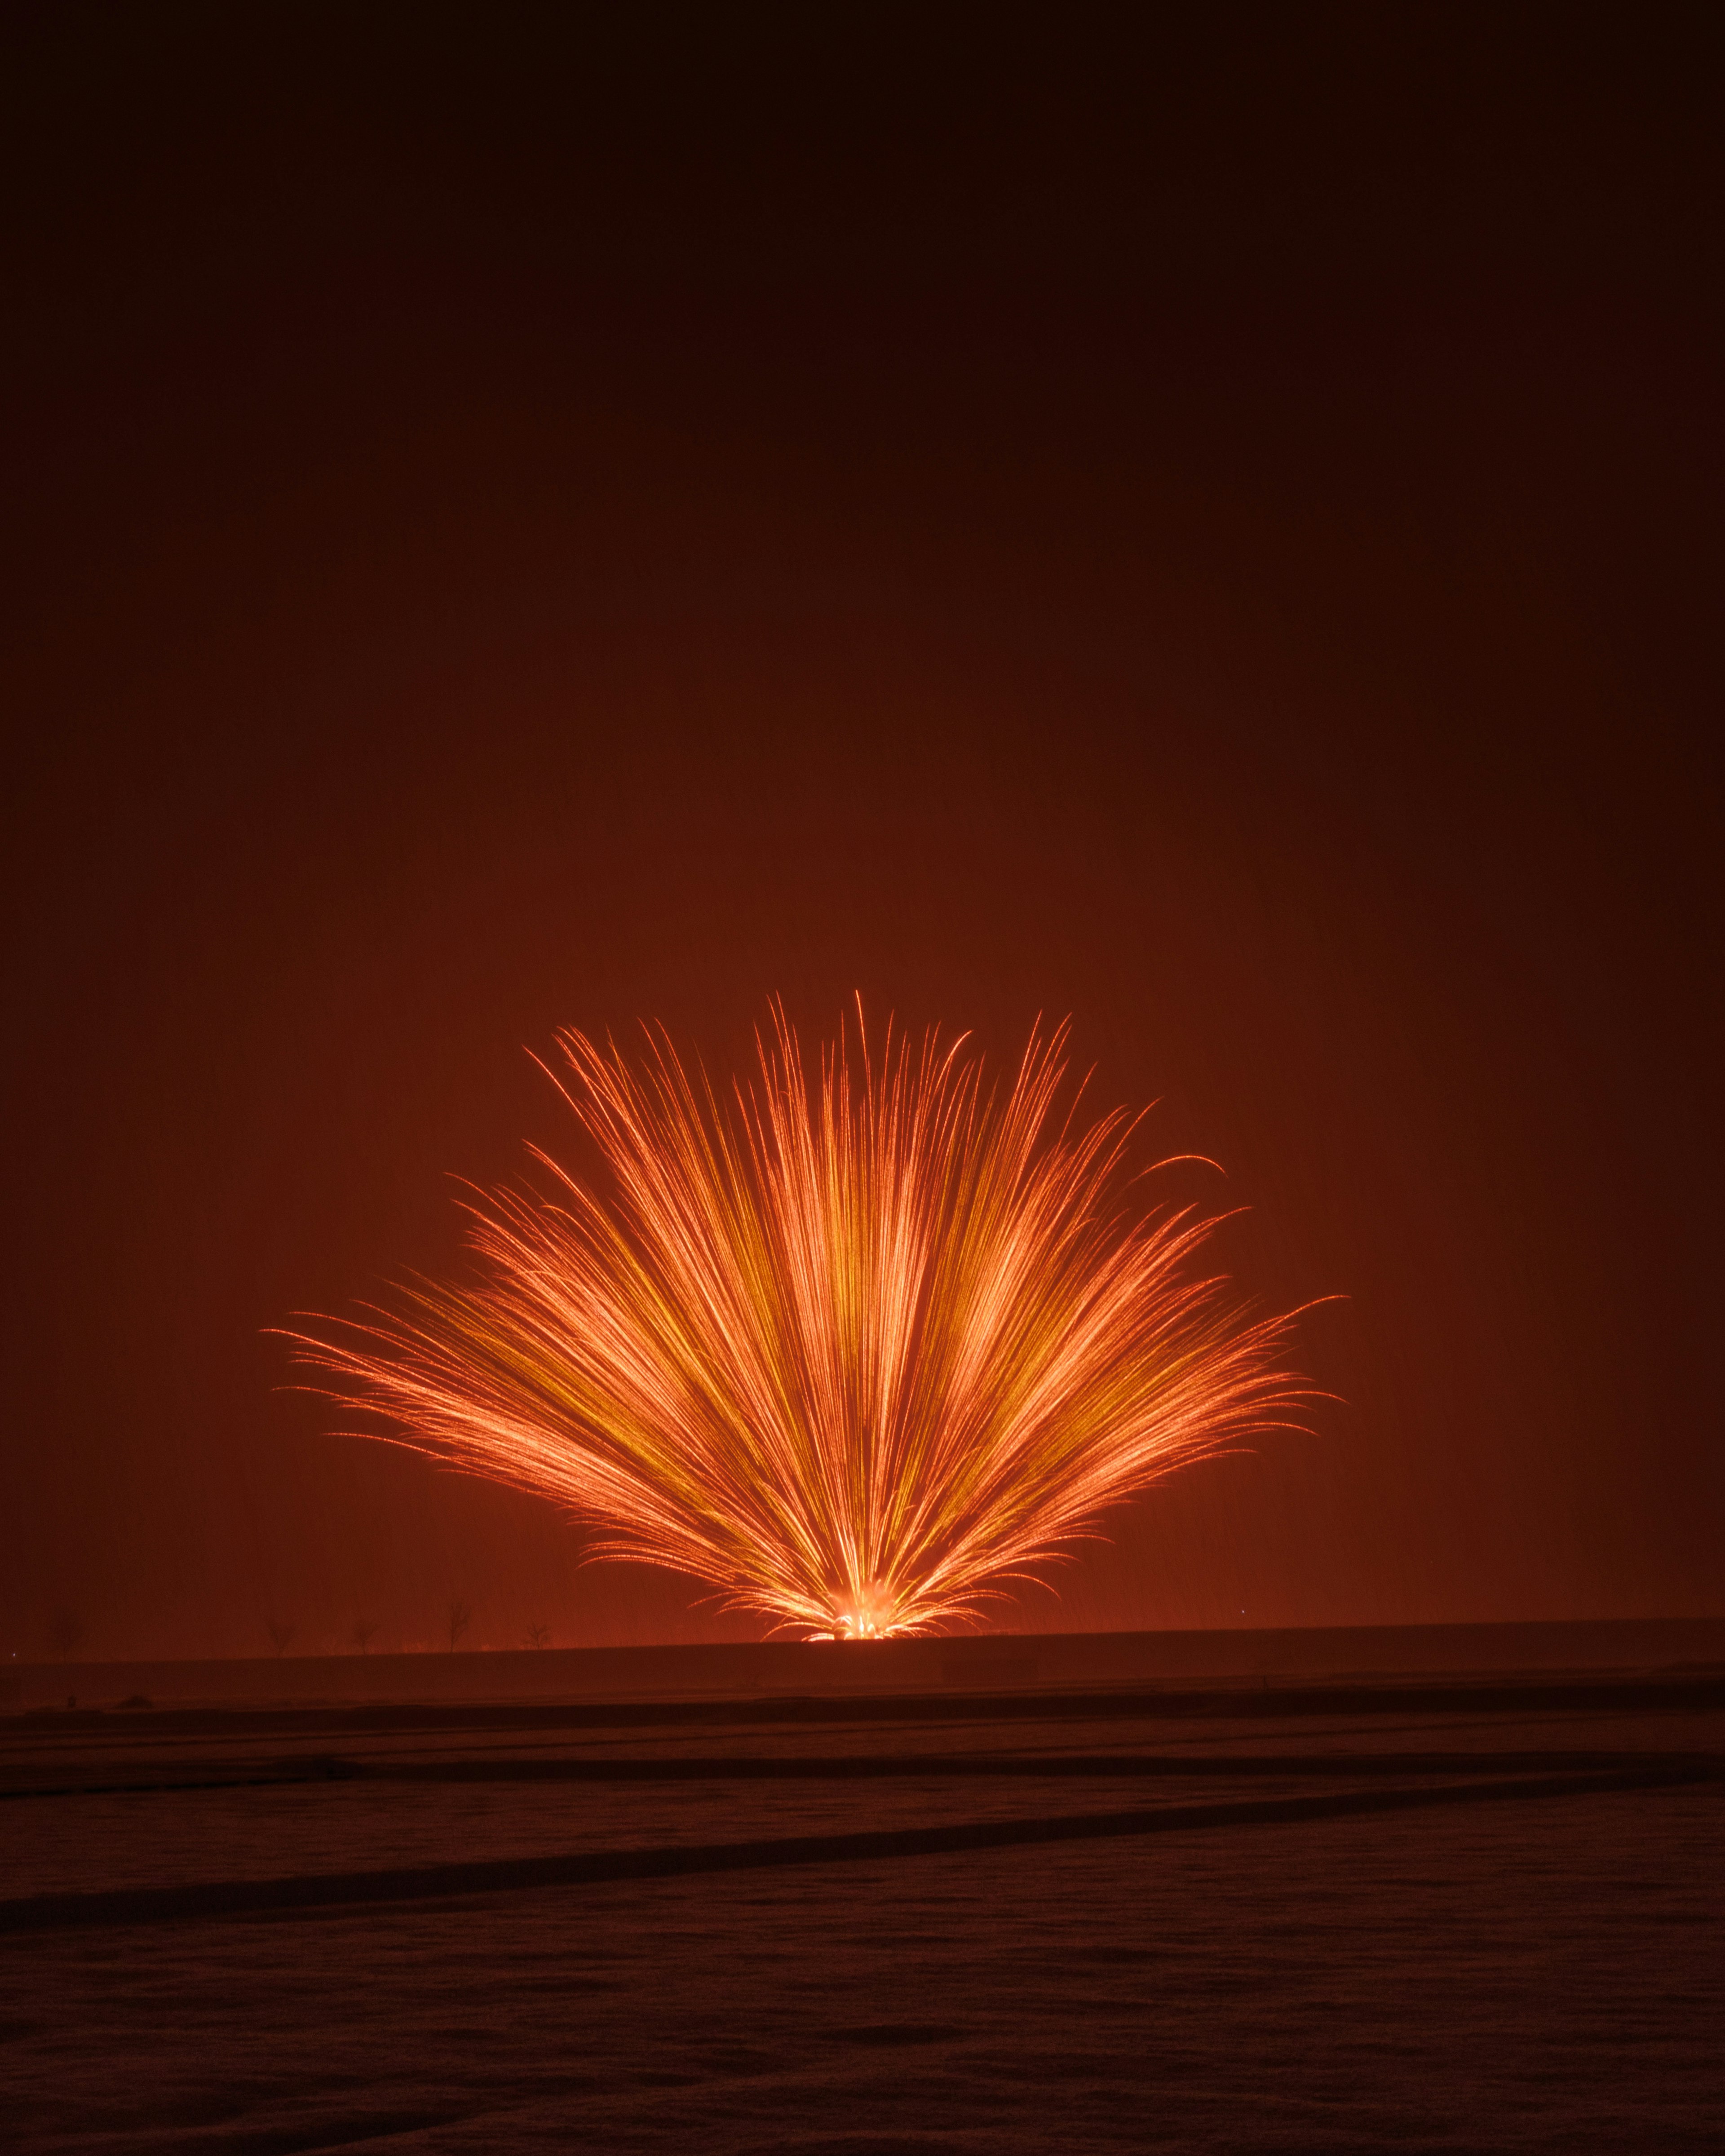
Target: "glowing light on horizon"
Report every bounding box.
[287,1008,1308,1638]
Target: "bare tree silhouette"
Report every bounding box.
[350,1616,381,1656]
[526,1620,551,1649]
[264,1615,297,1657]
[447,1598,472,1651]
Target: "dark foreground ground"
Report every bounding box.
[3,1632,1721,2152]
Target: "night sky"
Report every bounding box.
[5,7,1718,1660]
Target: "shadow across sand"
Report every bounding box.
[4,1761,1718,1937]
[7,1745,1724,1801]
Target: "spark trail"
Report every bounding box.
[288,1011,1307,1637]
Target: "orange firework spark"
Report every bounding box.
[288,1009,1308,1638]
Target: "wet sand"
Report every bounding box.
[3,1639,1721,2151]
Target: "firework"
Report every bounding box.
[287,1009,1307,1638]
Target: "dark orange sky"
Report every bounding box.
[4,9,1719,1658]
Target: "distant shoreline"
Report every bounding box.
[8,1614,1723,1713]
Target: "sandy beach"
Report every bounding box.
[5,1627,1721,2152]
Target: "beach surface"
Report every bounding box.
[4,1622,1721,2152]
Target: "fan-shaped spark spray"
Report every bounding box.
[286,1009,1308,1637]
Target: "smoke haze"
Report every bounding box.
[4,10,1718,1660]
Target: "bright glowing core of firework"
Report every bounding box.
[289,1009,1304,1638]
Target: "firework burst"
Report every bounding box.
[287,1009,1308,1638]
